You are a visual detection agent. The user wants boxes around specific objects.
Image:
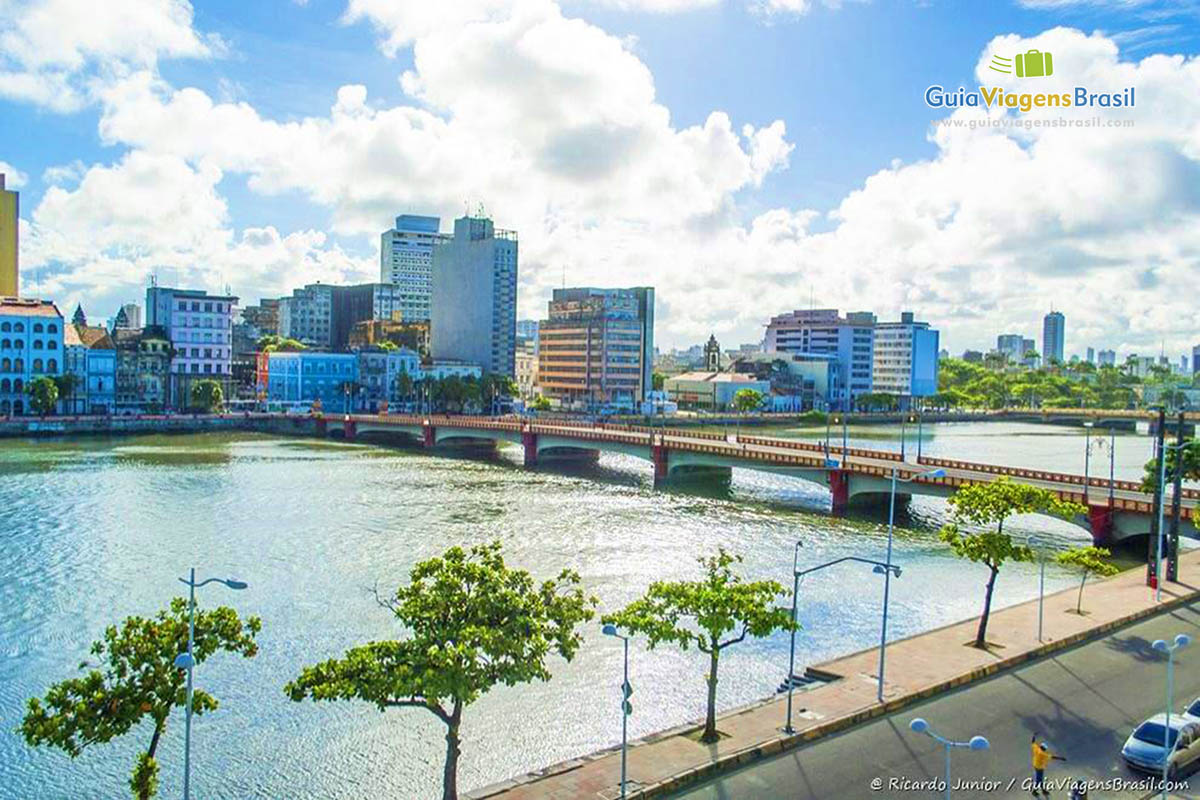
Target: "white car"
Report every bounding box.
[1181,697,1200,725]
[1122,714,1200,778]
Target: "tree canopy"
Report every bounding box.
[602,548,794,743]
[940,479,1084,648]
[27,376,59,416]
[1055,545,1119,614]
[189,379,223,413]
[732,388,765,413]
[22,599,260,800]
[285,542,595,800]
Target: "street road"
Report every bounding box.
[675,604,1200,799]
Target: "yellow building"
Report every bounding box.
[0,174,17,297]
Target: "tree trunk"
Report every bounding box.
[701,648,720,743]
[974,566,999,648]
[442,703,463,800]
[1077,572,1087,614]
[134,719,165,800]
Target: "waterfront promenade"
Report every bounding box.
[468,552,1200,799]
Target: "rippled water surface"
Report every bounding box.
[0,423,1164,798]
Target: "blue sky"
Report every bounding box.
[2,0,1198,354]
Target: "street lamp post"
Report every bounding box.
[909,717,990,800]
[880,467,945,702]
[1152,634,1191,798]
[916,410,924,462]
[1155,441,1190,602]
[601,624,632,800]
[1026,535,1047,643]
[173,568,248,800]
[1083,422,1093,505]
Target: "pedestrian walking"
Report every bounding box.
[1030,733,1066,796]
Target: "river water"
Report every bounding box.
[0,422,1168,798]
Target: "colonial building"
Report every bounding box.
[0,298,64,415]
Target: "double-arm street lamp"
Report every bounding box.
[1154,441,1191,602]
[173,568,248,800]
[1026,535,1048,643]
[601,624,632,800]
[1152,634,1191,798]
[909,717,990,800]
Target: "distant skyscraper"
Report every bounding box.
[145,286,238,407]
[873,311,940,403]
[1086,346,1095,364]
[537,286,655,408]
[0,174,17,297]
[997,334,1024,361]
[1098,349,1116,367]
[379,215,446,322]
[112,303,142,330]
[431,216,518,377]
[763,308,875,410]
[1042,311,1065,364]
[1193,344,1200,375]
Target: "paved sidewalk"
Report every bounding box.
[467,552,1200,800]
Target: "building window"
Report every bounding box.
[48,324,57,333]
[32,340,42,350]
[48,341,57,350]
[14,359,23,372]
[32,359,42,372]
[13,323,23,333]
[33,323,43,333]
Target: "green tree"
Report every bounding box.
[530,394,551,412]
[732,388,764,414]
[652,371,667,391]
[22,600,260,800]
[256,335,306,352]
[1055,546,1120,614]
[601,548,795,743]
[940,479,1084,648]
[27,375,59,416]
[394,370,414,409]
[189,379,223,413]
[1141,439,1200,492]
[286,543,594,800]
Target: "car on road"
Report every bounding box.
[1121,714,1200,778]
[1180,697,1200,725]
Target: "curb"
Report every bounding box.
[466,587,1196,800]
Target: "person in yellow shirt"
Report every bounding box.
[1031,733,1066,796]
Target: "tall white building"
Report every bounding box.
[431,216,518,378]
[380,215,446,323]
[873,312,939,404]
[763,308,875,410]
[145,286,237,406]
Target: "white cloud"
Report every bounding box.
[13,0,1200,356]
[0,161,28,188]
[0,0,219,112]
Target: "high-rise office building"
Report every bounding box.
[763,308,875,410]
[537,287,654,409]
[1042,311,1065,364]
[112,303,142,330]
[1193,344,1200,375]
[379,215,446,323]
[873,312,939,404]
[144,286,238,407]
[278,283,334,347]
[431,216,518,378]
[1086,346,1095,364]
[278,283,410,351]
[0,174,17,297]
[996,334,1024,361]
[1098,349,1117,367]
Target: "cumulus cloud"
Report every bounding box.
[0,161,28,188]
[0,0,219,112]
[9,0,1200,355]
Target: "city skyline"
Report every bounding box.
[0,2,1197,354]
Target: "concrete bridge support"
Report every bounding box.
[1088,505,1114,546]
[315,417,326,438]
[829,470,849,515]
[344,419,357,441]
[522,431,538,467]
[422,421,435,448]
[652,443,669,486]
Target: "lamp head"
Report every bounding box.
[924,469,946,479]
[174,652,195,670]
[969,736,990,751]
[1176,634,1192,649]
[224,579,248,590]
[1153,639,1169,653]
[602,623,618,637]
[909,718,928,734]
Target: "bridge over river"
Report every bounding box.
[320,413,1198,546]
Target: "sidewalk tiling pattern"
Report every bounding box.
[468,552,1200,800]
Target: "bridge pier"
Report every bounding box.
[522,430,538,467]
[315,417,327,438]
[422,421,435,448]
[652,443,669,486]
[1088,505,1114,545]
[829,470,849,515]
[344,419,357,441]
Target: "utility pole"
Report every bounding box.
[1168,410,1185,582]
[1148,407,1166,587]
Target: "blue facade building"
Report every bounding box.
[266,351,360,412]
[0,298,64,415]
[873,312,940,404]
